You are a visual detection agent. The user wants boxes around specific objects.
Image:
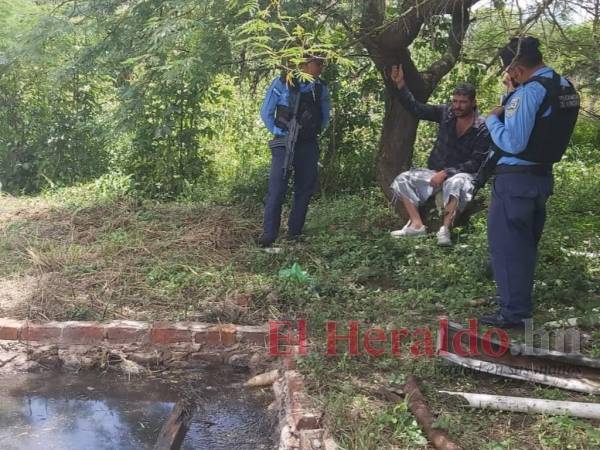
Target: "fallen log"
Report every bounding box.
[437,321,600,393]
[440,351,600,394]
[245,369,279,387]
[153,399,194,450]
[442,319,600,368]
[440,391,600,420]
[379,376,462,450]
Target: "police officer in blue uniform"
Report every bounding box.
[258,55,331,247]
[481,37,580,328]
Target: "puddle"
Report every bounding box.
[0,365,276,449]
[182,367,276,449]
[0,372,175,449]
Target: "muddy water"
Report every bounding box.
[0,365,276,450]
[182,365,277,450]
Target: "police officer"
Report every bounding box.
[258,55,331,247]
[481,36,580,328]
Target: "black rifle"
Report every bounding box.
[281,88,303,180]
[472,148,502,196]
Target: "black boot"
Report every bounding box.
[479,311,527,329]
[256,235,275,248]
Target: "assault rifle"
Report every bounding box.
[282,88,303,180]
[472,148,502,196]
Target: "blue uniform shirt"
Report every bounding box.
[486,66,570,165]
[260,77,331,137]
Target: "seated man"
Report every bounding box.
[388,65,490,246]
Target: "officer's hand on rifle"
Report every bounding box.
[489,106,504,117]
[390,64,405,89]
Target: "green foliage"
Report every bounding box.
[278,263,311,284]
[43,173,133,207]
[378,401,428,447]
[535,415,600,449]
[1,0,599,199]
[319,61,382,192]
[325,392,427,449]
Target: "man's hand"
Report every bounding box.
[429,170,448,188]
[489,106,504,118]
[502,74,517,92]
[389,64,405,89]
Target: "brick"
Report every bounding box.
[195,324,237,347]
[299,429,325,450]
[150,322,192,345]
[282,345,301,370]
[0,319,23,340]
[168,342,201,352]
[21,322,63,342]
[62,321,104,344]
[104,320,149,343]
[283,355,297,370]
[236,324,268,347]
[286,371,323,431]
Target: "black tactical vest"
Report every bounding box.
[497,71,580,163]
[275,77,324,140]
[296,82,323,139]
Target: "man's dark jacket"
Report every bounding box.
[392,86,490,176]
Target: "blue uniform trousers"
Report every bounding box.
[488,173,553,322]
[262,138,319,241]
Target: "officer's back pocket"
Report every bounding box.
[495,175,545,229]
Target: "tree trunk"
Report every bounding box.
[376,89,419,201]
[376,68,433,211]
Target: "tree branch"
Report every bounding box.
[422,2,471,88]
[376,0,481,48]
[360,0,386,55]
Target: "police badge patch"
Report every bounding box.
[506,97,520,118]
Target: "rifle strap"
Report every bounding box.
[289,82,303,117]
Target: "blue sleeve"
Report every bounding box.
[260,78,286,136]
[485,82,546,154]
[321,84,331,130]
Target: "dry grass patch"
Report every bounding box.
[0,196,265,322]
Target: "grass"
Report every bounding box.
[0,162,598,448]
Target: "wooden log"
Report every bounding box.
[440,391,600,420]
[153,400,193,450]
[440,351,600,394]
[437,320,600,393]
[245,369,280,387]
[443,319,600,369]
[402,376,463,450]
[378,377,462,450]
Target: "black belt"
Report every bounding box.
[494,164,552,176]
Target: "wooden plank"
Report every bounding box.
[438,321,600,393]
[153,399,193,450]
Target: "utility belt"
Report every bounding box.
[494,164,553,176]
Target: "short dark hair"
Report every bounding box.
[499,36,543,69]
[452,82,476,100]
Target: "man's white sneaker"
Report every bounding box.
[436,226,452,246]
[390,222,427,238]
